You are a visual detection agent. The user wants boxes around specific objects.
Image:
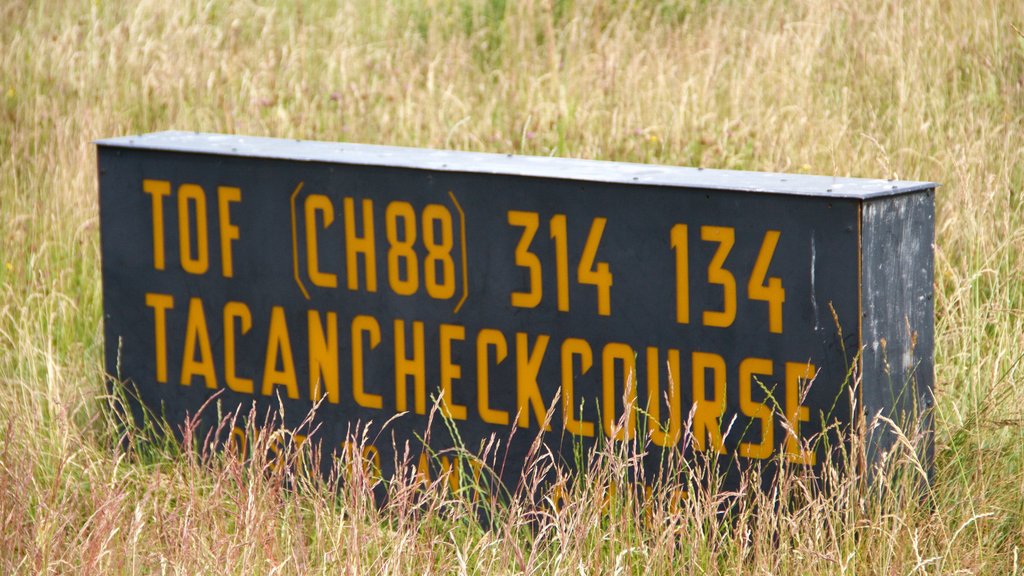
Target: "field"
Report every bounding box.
[2,0,1024,573]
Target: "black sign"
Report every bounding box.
[98,132,935,493]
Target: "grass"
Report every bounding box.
[2,0,1024,572]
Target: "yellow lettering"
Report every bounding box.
[477,329,509,425]
[362,444,382,480]
[394,319,426,414]
[385,201,418,296]
[223,301,253,394]
[550,214,569,312]
[291,433,311,475]
[217,186,241,278]
[422,204,456,299]
[561,338,595,437]
[668,487,689,514]
[145,292,174,383]
[508,211,542,308]
[515,333,551,430]
[229,426,247,461]
[181,297,216,389]
[308,310,339,404]
[351,315,382,409]
[578,218,612,316]
[692,351,726,453]
[440,324,468,420]
[264,431,285,473]
[701,226,736,328]
[343,197,377,292]
[417,451,431,483]
[305,194,338,288]
[439,455,461,493]
[670,223,689,324]
[785,361,816,465]
[647,347,682,448]
[143,179,171,270]
[262,306,298,399]
[739,358,773,459]
[341,441,381,480]
[601,342,635,440]
[550,482,568,512]
[749,230,786,334]
[177,183,209,275]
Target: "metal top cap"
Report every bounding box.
[97,131,937,200]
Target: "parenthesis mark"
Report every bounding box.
[448,190,469,314]
[290,181,311,300]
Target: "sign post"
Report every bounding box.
[98,132,935,492]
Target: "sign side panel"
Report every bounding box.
[860,190,936,474]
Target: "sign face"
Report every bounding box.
[98,132,935,493]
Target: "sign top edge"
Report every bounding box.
[96,131,937,199]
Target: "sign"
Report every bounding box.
[97,132,935,493]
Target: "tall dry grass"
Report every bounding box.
[1,0,1023,573]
